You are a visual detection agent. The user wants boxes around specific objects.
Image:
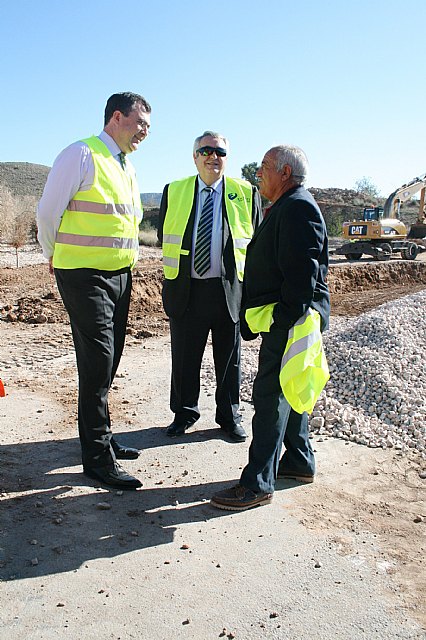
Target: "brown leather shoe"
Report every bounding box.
[277,469,314,483]
[210,484,273,511]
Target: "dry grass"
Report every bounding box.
[139,227,158,247]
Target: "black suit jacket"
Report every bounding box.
[158,177,262,322]
[241,185,330,337]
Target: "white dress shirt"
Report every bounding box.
[191,176,223,279]
[37,131,124,259]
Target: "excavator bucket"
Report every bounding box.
[408,223,426,239]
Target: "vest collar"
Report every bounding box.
[99,130,122,158]
[197,175,223,197]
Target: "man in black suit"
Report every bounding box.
[158,131,262,442]
[211,144,330,510]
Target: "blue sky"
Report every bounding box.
[1,0,425,197]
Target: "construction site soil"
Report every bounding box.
[1,247,425,639]
[1,247,426,331]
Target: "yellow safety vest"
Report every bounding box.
[162,176,253,281]
[53,136,142,270]
[245,304,329,414]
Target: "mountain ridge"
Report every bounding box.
[4,161,420,235]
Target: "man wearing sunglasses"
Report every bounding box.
[158,130,262,442]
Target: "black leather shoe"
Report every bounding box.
[166,421,195,437]
[111,438,140,460]
[83,463,142,489]
[220,424,247,443]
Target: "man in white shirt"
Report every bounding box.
[37,92,151,489]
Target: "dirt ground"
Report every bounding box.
[0,246,425,639]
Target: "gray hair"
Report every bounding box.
[272,145,309,185]
[193,130,229,154]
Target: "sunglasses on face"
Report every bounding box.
[196,146,227,157]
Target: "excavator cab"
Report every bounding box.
[363,207,384,221]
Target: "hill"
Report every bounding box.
[0,161,421,234]
[0,162,161,209]
[0,162,50,199]
[141,192,162,207]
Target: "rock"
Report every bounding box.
[310,416,325,429]
[96,502,112,510]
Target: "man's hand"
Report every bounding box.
[48,257,54,275]
[240,314,259,341]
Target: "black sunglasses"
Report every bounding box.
[196,146,227,157]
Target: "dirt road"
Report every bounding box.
[0,247,425,639]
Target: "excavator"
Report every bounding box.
[334,174,426,261]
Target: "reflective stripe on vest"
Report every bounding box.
[55,233,139,250]
[67,200,140,217]
[162,176,253,280]
[53,135,142,270]
[246,304,329,414]
[280,308,329,414]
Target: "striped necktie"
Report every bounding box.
[119,152,127,172]
[194,187,214,276]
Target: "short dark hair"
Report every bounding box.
[104,92,151,126]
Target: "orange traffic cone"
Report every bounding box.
[0,379,5,397]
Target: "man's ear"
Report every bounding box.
[112,110,123,124]
[282,164,292,182]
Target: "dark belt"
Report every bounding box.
[191,277,221,284]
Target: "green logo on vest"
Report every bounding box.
[228,193,237,200]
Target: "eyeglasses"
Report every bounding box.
[196,146,227,157]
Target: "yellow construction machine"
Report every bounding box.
[334,174,426,261]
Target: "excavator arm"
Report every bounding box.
[383,173,426,218]
[383,174,426,239]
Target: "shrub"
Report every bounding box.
[139,227,158,247]
[0,187,37,266]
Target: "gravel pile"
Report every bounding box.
[238,292,426,457]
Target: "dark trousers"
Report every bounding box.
[55,267,132,468]
[240,328,315,493]
[169,278,241,428]
[280,410,315,476]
